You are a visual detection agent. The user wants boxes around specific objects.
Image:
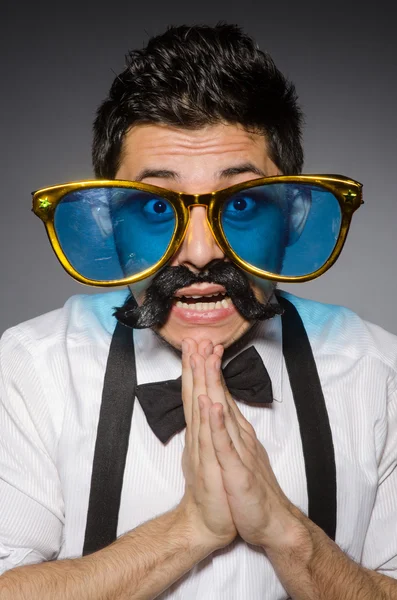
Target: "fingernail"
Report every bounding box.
[214,357,221,370]
[190,356,196,369]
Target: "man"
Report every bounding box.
[1,23,396,599]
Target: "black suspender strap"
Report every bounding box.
[82,322,137,556]
[277,294,337,541]
[83,295,337,554]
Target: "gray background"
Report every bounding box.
[1,1,396,335]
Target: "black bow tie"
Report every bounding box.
[136,346,273,443]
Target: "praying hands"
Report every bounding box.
[179,338,397,600]
[180,337,301,552]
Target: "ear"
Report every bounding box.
[286,187,312,246]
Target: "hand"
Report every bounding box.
[178,338,237,550]
[202,352,303,551]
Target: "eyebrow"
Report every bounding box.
[133,163,267,183]
[134,169,179,182]
[218,163,267,178]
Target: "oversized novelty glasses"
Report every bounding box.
[32,175,362,286]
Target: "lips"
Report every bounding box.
[174,285,227,309]
[173,283,227,298]
[172,283,234,315]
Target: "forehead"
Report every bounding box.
[117,122,279,186]
[122,122,265,153]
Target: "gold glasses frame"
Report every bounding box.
[32,174,363,287]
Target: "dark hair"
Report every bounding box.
[92,23,304,178]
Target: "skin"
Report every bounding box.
[180,336,296,550]
[116,122,280,349]
[3,336,396,599]
[180,339,397,599]
[3,123,395,598]
[117,120,294,552]
[117,122,397,597]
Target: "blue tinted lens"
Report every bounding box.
[54,187,176,281]
[221,183,342,277]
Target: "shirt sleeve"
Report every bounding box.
[0,328,64,574]
[361,380,397,578]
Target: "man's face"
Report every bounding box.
[116,122,281,349]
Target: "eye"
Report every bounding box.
[223,195,257,218]
[142,198,174,222]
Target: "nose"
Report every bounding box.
[170,206,224,271]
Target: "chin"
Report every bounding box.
[155,316,253,350]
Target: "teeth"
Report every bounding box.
[180,292,226,299]
[176,297,232,311]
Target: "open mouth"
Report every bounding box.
[174,292,233,312]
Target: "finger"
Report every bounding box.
[216,378,259,458]
[191,352,209,453]
[205,354,245,456]
[197,394,219,467]
[209,403,245,474]
[198,339,213,359]
[216,367,254,435]
[213,344,224,359]
[181,338,197,437]
[206,349,240,419]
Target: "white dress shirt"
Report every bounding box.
[0,289,396,599]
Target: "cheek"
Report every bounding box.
[248,275,276,301]
[128,279,154,304]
